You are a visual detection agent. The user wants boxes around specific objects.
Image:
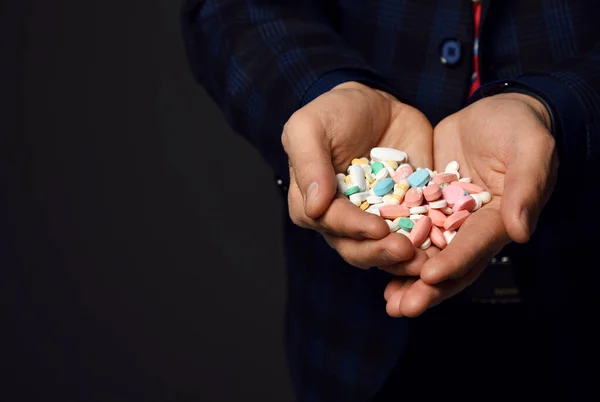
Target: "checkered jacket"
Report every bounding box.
[181,1,600,400]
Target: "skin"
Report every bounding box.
[385,92,558,317]
[281,81,438,274]
[282,81,558,318]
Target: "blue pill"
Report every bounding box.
[407,169,430,188]
[373,178,394,196]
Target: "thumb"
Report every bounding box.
[501,133,557,243]
[282,112,337,219]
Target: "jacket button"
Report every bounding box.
[440,39,462,66]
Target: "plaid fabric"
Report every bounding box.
[181,1,600,401]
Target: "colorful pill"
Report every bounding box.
[399,217,414,232]
[407,169,430,188]
[430,226,447,249]
[423,183,442,201]
[373,177,395,196]
[427,208,447,227]
[379,205,410,219]
[441,184,464,207]
[433,172,459,185]
[371,161,385,175]
[443,210,470,231]
[408,216,432,248]
[452,181,485,194]
[404,187,424,207]
[452,195,476,213]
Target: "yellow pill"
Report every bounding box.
[392,193,403,201]
[360,201,370,211]
[345,176,353,184]
[386,160,398,170]
[370,179,379,189]
[365,172,374,183]
[360,157,370,164]
[352,158,368,166]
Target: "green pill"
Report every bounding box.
[344,186,360,196]
[399,217,414,232]
[371,161,384,174]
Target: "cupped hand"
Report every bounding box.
[282,81,434,273]
[385,92,558,317]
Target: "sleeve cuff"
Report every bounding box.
[301,69,406,106]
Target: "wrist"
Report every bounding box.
[493,92,552,132]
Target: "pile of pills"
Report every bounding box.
[336,147,493,250]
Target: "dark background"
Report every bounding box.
[1,1,293,401]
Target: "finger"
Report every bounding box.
[323,232,415,269]
[384,278,405,301]
[395,258,487,317]
[501,131,558,243]
[282,111,337,219]
[420,200,509,285]
[385,277,417,317]
[288,172,389,239]
[380,248,430,276]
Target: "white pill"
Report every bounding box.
[349,191,369,206]
[361,164,372,175]
[478,191,492,204]
[420,237,432,250]
[366,195,383,204]
[441,206,454,215]
[409,206,428,214]
[443,230,457,244]
[428,199,447,209]
[459,177,472,183]
[364,171,374,183]
[386,219,399,233]
[449,170,461,180]
[349,164,367,191]
[398,163,412,171]
[426,168,434,178]
[336,173,346,182]
[370,147,407,163]
[427,180,435,186]
[337,181,349,193]
[471,194,483,211]
[445,161,459,172]
[374,167,389,181]
[365,206,381,216]
[386,166,396,176]
[383,194,400,205]
[410,214,424,221]
[397,229,410,237]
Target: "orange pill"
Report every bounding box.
[404,187,424,207]
[423,183,442,201]
[433,172,458,185]
[430,225,447,249]
[452,195,476,213]
[452,181,485,194]
[443,210,470,231]
[379,205,410,219]
[427,208,447,227]
[408,216,432,248]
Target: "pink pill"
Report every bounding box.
[452,195,476,213]
[379,205,410,219]
[430,225,447,249]
[404,187,424,207]
[433,172,458,185]
[443,210,470,231]
[423,183,442,201]
[393,166,414,182]
[408,216,432,248]
[452,181,485,194]
[441,184,464,207]
[427,208,447,227]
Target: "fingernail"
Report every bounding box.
[380,249,403,262]
[305,182,319,208]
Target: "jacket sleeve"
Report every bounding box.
[180,0,400,186]
[470,43,600,182]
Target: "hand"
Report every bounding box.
[384,92,558,317]
[282,81,434,273]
